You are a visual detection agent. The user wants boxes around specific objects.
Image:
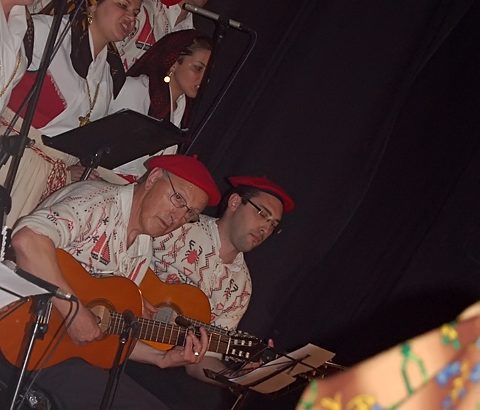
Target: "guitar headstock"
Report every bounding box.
[223,330,267,362]
[175,315,267,362]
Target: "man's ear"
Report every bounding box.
[145,168,163,190]
[228,193,242,211]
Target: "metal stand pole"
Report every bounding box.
[8,295,52,410]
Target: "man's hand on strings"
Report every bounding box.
[159,327,208,367]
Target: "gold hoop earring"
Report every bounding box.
[87,12,93,25]
[163,71,173,83]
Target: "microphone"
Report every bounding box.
[3,260,78,302]
[182,3,247,31]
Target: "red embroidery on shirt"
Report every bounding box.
[129,257,146,282]
[165,273,181,284]
[181,240,203,265]
[91,232,111,265]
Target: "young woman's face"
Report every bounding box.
[170,48,211,98]
[91,0,141,43]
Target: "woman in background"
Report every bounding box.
[0,0,141,227]
[108,28,212,180]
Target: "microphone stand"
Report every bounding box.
[8,294,53,410]
[0,0,67,235]
[178,9,258,154]
[100,310,139,410]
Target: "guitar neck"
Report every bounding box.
[108,312,232,355]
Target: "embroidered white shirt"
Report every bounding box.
[152,215,252,330]
[14,181,153,285]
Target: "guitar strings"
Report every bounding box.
[107,311,233,354]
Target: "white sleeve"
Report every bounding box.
[14,189,89,248]
[13,183,112,249]
[109,75,150,114]
[0,5,28,114]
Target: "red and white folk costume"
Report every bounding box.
[0,13,125,227]
[152,214,252,330]
[13,181,153,284]
[108,29,201,180]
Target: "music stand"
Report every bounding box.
[204,360,297,410]
[41,109,186,179]
[204,343,340,410]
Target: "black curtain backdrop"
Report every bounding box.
[184,0,480,407]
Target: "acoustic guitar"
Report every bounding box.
[0,250,264,370]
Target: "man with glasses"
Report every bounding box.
[126,175,294,409]
[6,154,221,409]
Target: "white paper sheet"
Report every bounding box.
[0,261,48,309]
[228,343,335,393]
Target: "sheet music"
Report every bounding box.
[0,261,49,309]
[228,343,335,394]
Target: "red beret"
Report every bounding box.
[228,176,295,213]
[146,155,220,206]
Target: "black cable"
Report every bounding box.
[184,28,257,154]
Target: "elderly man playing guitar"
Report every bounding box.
[4,154,221,409]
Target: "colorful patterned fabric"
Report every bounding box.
[296,303,480,410]
[151,214,252,329]
[14,181,153,285]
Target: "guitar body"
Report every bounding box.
[0,249,143,370]
[139,269,211,351]
[0,251,232,371]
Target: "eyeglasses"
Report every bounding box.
[165,172,200,223]
[245,199,282,235]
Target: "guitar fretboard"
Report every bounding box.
[107,312,232,355]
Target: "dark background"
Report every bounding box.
[186,0,480,407]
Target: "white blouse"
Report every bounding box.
[0,5,28,115]
[27,15,113,137]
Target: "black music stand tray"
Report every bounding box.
[205,360,298,410]
[41,109,185,178]
[205,358,345,410]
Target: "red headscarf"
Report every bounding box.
[127,29,206,124]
